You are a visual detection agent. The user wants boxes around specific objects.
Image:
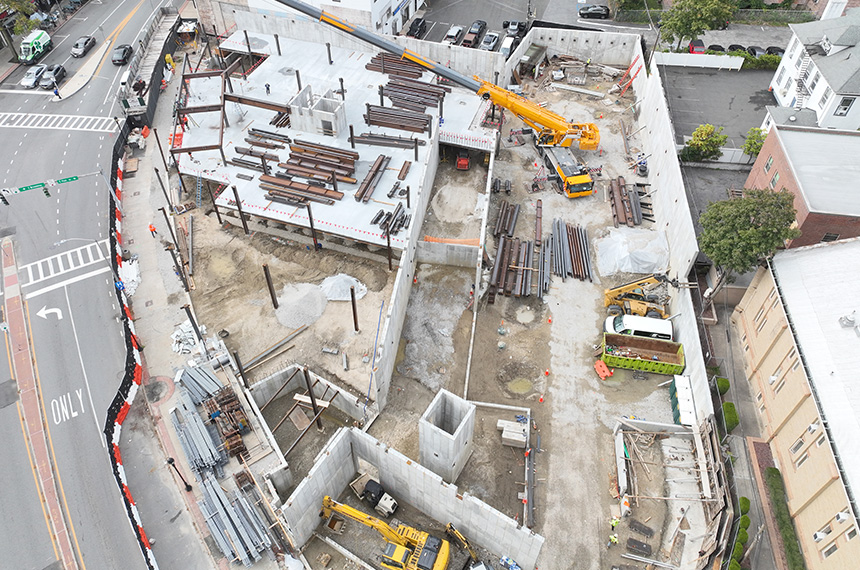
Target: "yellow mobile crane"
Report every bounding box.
[320,496,450,570]
[604,274,677,318]
[274,0,600,151]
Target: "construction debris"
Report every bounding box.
[497,419,527,448]
[172,319,207,354]
[609,176,653,227]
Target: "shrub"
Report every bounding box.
[729,560,742,570]
[723,402,740,433]
[765,468,808,570]
[740,515,751,529]
[682,124,728,161]
[727,49,782,70]
[718,377,731,396]
[738,528,749,545]
[732,541,744,562]
[739,496,751,515]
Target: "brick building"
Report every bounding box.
[732,237,860,570]
[744,124,860,247]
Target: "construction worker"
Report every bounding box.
[607,533,618,548]
[610,516,621,530]
[149,224,157,237]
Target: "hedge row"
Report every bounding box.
[765,468,808,570]
[723,402,740,433]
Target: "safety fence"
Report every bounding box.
[102,122,159,570]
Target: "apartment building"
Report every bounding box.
[765,9,860,129]
[732,238,860,569]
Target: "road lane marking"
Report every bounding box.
[26,301,87,570]
[63,285,103,446]
[24,266,112,300]
[20,240,109,289]
[0,113,116,133]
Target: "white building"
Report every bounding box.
[766,8,860,130]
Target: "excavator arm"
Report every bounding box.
[273,0,599,150]
[320,496,408,546]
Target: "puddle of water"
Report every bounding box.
[507,377,533,394]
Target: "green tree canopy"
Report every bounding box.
[742,127,766,157]
[699,189,801,277]
[681,124,728,162]
[660,0,735,49]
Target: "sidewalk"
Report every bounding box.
[707,303,777,570]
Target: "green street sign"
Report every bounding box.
[56,176,79,184]
[20,183,46,191]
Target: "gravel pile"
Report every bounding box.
[274,283,328,328]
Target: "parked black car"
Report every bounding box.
[708,44,726,53]
[579,5,611,19]
[39,64,66,89]
[766,46,785,56]
[747,45,766,57]
[727,44,746,53]
[70,36,96,57]
[406,18,426,39]
[111,44,133,65]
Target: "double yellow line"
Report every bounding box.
[94,0,148,78]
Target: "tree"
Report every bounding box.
[660,0,735,49]
[680,124,728,162]
[0,0,41,50]
[742,127,766,158]
[699,189,801,277]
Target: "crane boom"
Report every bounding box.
[272,0,599,150]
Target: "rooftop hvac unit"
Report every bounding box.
[836,512,850,523]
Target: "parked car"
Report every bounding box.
[441,25,464,45]
[480,32,500,51]
[461,19,487,48]
[111,44,133,65]
[766,46,785,56]
[688,39,705,54]
[579,5,611,19]
[708,44,725,53]
[39,64,66,89]
[727,44,746,53]
[747,45,766,57]
[70,35,96,57]
[502,20,527,38]
[20,64,47,88]
[406,18,426,39]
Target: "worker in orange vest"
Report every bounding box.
[149,224,157,237]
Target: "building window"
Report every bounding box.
[770,172,780,189]
[787,37,797,58]
[795,53,803,69]
[817,434,827,447]
[776,67,786,86]
[744,344,750,352]
[796,452,809,469]
[756,392,763,402]
[757,318,768,333]
[835,97,855,116]
[792,359,801,371]
[808,71,820,91]
[789,347,797,359]
[764,156,773,173]
[755,308,765,322]
[823,543,838,558]
[775,380,786,394]
[822,233,840,242]
[848,528,857,540]
[785,75,793,90]
[759,402,766,414]
[790,437,805,454]
[771,297,780,310]
[819,87,833,109]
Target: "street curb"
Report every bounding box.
[54,43,112,101]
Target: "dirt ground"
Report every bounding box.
[182,63,683,570]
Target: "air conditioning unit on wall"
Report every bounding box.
[836,512,849,523]
[779,89,788,97]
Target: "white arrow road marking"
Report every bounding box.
[36,306,64,320]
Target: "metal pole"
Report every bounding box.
[306,203,319,249]
[97,166,123,216]
[243,30,253,58]
[349,124,355,149]
[413,138,418,161]
[231,185,250,235]
[350,286,359,332]
[158,207,180,251]
[233,350,250,389]
[303,366,324,430]
[261,155,269,176]
[261,368,301,412]
[154,167,173,210]
[339,77,345,100]
[406,185,411,209]
[152,127,172,173]
[274,33,281,56]
[166,458,193,492]
[326,42,332,65]
[205,180,223,224]
[386,230,392,271]
[378,85,384,106]
[263,263,279,309]
[438,97,443,119]
[295,69,302,91]
[182,304,207,355]
[330,172,338,194]
[168,246,189,291]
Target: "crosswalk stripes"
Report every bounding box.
[19,239,110,288]
[0,112,117,133]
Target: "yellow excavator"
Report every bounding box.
[274,0,600,151]
[604,274,677,318]
[320,496,450,570]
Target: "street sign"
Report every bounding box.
[20,183,46,191]
[56,176,79,184]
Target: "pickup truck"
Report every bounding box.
[461,20,487,48]
[600,333,685,375]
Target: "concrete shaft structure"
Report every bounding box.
[419,389,475,483]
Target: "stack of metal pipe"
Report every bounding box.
[180,365,223,405]
[548,218,593,282]
[171,386,227,477]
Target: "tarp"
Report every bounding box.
[595,227,670,275]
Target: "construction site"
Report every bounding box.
[136,2,735,570]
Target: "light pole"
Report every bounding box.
[166,457,193,492]
[54,238,122,289]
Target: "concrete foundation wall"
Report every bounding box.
[525,27,639,71]
[415,241,479,268]
[639,59,713,419]
[654,52,744,70]
[419,390,476,483]
[281,428,544,568]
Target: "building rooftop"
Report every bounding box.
[765,105,818,128]
[775,125,860,216]
[789,8,860,93]
[771,236,860,512]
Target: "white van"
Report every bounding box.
[604,314,674,341]
[499,36,519,60]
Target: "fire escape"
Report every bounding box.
[795,51,812,110]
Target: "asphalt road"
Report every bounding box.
[0,1,181,568]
